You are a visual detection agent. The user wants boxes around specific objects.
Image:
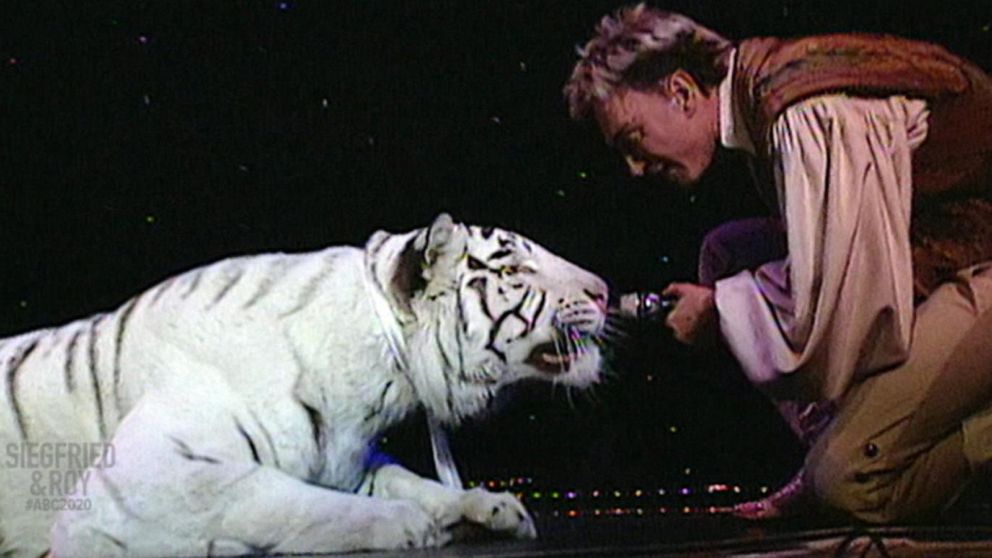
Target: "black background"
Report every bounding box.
[3,1,990,491]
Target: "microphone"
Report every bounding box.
[614,292,677,321]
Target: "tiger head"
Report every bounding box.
[367,213,610,424]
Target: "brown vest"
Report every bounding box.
[734,35,992,297]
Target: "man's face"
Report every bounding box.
[594,86,716,186]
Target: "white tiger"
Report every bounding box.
[0,213,609,557]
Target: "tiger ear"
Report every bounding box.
[390,213,466,316]
[415,213,466,273]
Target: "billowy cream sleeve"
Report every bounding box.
[714,95,929,401]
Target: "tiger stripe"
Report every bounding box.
[63,329,83,393]
[279,262,335,318]
[150,276,178,305]
[456,279,469,335]
[6,338,40,440]
[180,269,205,299]
[364,381,394,423]
[248,410,281,469]
[527,291,547,335]
[454,287,468,381]
[206,266,245,309]
[235,419,262,465]
[112,297,139,414]
[96,531,127,552]
[486,249,513,261]
[242,277,275,309]
[434,328,454,373]
[87,317,107,441]
[434,328,456,417]
[299,400,327,481]
[466,277,492,319]
[95,468,141,519]
[484,289,531,364]
[243,258,298,309]
[171,436,222,465]
[363,467,379,497]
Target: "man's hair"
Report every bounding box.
[563,4,734,120]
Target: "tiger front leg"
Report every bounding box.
[364,463,537,540]
[49,395,448,556]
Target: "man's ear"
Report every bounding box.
[666,70,700,114]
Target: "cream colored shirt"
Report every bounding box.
[714,50,931,401]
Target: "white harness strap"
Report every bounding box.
[427,414,463,489]
[362,258,464,490]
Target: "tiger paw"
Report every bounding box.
[367,499,449,550]
[458,488,537,539]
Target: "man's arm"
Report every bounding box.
[713,94,927,400]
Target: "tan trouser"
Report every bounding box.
[805,262,992,523]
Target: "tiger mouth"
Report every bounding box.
[525,339,593,374]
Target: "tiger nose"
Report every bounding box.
[584,286,609,312]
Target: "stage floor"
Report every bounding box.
[351,516,992,557]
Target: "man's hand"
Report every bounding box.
[661,282,717,346]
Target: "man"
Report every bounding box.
[564,4,992,522]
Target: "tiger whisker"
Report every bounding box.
[599,327,628,346]
[576,329,589,358]
[605,308,634,320]
[583,383,602,406]
[603,318,618,329]
[576,333,590,357]
[565,326,577,359]
[602,321,629,337]
[551,329,567,376]
[600,362,621,381]
[604,314,631,330]
[565,327,578,368]
[571,326,585,355]
[564,384,576,411]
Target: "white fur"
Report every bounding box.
[0,214,609,557]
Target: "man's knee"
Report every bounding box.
[805,435,896,523]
